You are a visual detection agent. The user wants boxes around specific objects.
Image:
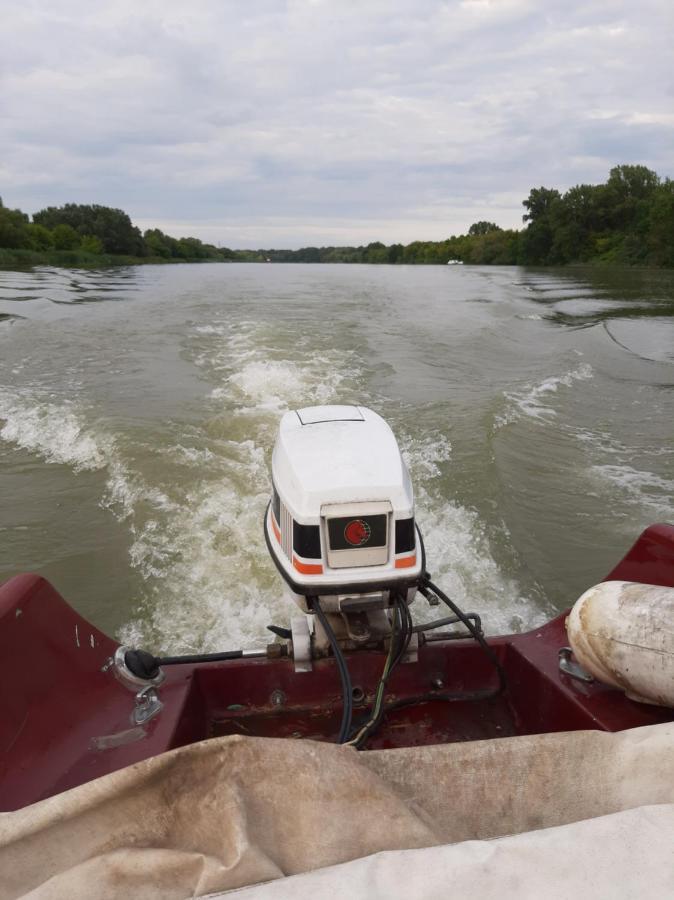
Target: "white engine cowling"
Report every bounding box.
[266,405,422,613]
[567,580,674,707]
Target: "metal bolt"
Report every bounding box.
[270,689,286,707]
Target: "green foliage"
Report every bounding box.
[0,200,232,265]
[142,228,225,261]
[26,223,54,250]
[144,228,175,258]
[33,203,146,255]
[517,165,671,266]
[646,179,674,268]
[51,223,81,250]
[80,234,104,254]
[1,166,672,269]
[242,167,670,267]
[468,221,501,236]
[0,204,31,249]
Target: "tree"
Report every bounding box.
[0,205,30,248]
[144,228,178,258]
[80,234,104,254]
[522,187,561,223]
[607,165,660,201]
[468,221,501,236]
[26,223,54,250]
[519,187,563,263]
[388,243,404,263]
[647,179,674,267]
[601,165,659,239]
[51,223,80,250]
[33,203,145,255]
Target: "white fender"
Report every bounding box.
[567,580,674,707]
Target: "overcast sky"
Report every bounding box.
[2,0,673,248]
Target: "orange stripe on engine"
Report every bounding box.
[270,515,281,543]
[395,554,417,569]
[293,556,324,575]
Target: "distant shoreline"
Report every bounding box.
[2,251,671,273]
[2,165,672,269]
[0,248,230,269]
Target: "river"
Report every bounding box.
[1,262,673,652]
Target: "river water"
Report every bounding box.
[1,263,673,652]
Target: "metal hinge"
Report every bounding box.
[558,647,594,684]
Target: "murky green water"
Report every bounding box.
[1,263,673,652]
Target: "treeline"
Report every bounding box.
[235,220,518,266]
[518,165,674,267]
[1,165,672,268]
[0,201,231,264]
[235,166,674,268]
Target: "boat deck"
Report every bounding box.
[2,523,674,810]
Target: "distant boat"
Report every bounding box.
[447,259,463,265]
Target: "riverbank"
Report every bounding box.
[2,251,670,272]
[0,248,232,269]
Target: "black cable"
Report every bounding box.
[124,647,246,679]
[156,649,244,665]
[313,598,353,744]
[415,520,427,578]
[267,625,292,640]
[411,614,461,633]
[389,595,408,671]
[384,687,501,713]
[422,578,506,693]
[410,612,482,634]
[350,593,412,749]
[415,522,507,693]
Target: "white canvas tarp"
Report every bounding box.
[225,803,674,900]
[1,722,673,899]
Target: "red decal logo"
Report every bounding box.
[344,519,371,546]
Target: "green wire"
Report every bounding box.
[347,599,401,748]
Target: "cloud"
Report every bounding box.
[1,0,672,247]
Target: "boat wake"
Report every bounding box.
[494,363,594,429]
[0,389,110,472]
[590,464,674,520]
[0,318,554,651]
[398,430,548,635]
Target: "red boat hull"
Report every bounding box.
[2,524,674,811]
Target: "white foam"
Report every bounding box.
[102,462,176,522]
[591,464,674,518]
[117,439,286,652]
[0,389,110,471]
[398,428,548,635]
[496,363,594,428]
[228,359,330,411]
[194,324,229,336]
[575,428,626,455]
[167,445,218,466]
[399,431,452,480]
[197,319,361,415]
[115,316,366,651]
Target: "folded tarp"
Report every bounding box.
[223,803,674,900]
[1,723,673,899]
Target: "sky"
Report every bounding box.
[1,0,673,249]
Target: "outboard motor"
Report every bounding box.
[264,405,422,664]
[119,403,499,749]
